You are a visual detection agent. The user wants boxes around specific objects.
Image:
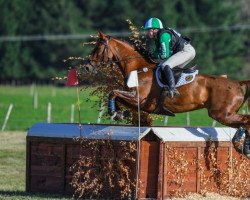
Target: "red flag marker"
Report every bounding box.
[66,69,78,86]
[66,68,82,130]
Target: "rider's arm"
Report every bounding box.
[152,32,171,59]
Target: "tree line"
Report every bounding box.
[0,0,249,82]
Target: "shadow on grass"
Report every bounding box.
[0,190,71,199]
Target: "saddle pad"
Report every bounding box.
[155,67,199,88]
[176,70,198,87]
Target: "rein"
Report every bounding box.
[86,36,155,85]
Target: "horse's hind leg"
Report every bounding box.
[243,134,250,158]
[209,110,250,158]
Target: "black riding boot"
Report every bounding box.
[162,65,180,98]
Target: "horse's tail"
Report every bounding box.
[240,80,250,110]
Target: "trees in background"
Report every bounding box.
[0,0,87,81]
[0,0,249,81]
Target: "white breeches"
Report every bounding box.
[163,44,196,69]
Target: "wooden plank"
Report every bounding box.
[31,143,63,155]
[165,141,232,148]
[62,143,66,192]
[138,140,159,199]
[163,143,167,199]
[30,175,63,192]
[157,142,164,200]
[30,166,62,176]
[26,139,31,192]
[196,147,201,193]
[31,155,63,166]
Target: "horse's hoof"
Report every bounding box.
[233,142,244,153]
[110,111,130,121]
[232,127,245,142]
[232,127,246,153]
[244,153,250,160]
[110,111,124,121]
[115,111,124,120]
[110,112,117,121]
[243,134,250,159]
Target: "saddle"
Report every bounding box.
[155,64,198,88]
[154,64,198,116]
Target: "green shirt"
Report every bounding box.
[152,32,171,60]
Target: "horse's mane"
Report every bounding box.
[110,36,156,64]
[111,36,139,52]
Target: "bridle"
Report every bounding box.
[84,35,155,86]
[85,36,125,86]
[86,35,151,68]
[87,36,112,68]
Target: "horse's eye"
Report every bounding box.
[97,39,105,46]
[98,43,103,47]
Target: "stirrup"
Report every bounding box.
[172,88,180,96]
[163,88,180,98]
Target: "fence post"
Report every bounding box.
[70,104,75,123]
[97,100,105,123]
[212,120,217,127]
[1,104,13,131]
[164,116,168,126]
[30,83,36,96]
[186,112,190,126]
[33,92,38,109]
[47,102,52,123]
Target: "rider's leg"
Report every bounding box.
[161,64,179,98]
[163,44,196,69]
[161,44,195,98]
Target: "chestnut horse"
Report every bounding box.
[85,32,250,158]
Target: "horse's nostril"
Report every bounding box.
[82,65,93,73]
[86,66,90,72]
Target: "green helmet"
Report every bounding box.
[144,17,163,29]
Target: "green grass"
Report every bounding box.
[0,86,101,131]
[0,86,247,199]
[0,131,70,199]
[2,85,248,131]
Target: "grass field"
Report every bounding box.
[0,85,229,131]
[0,85,101,131]
[0,131,70,200]
[0,131,243,200]
[0,86,246,199]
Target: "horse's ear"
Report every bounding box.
[99,31,107,41]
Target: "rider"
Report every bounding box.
[144,17,196,98]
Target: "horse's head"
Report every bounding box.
[84,31,152,77]
[83,32,115,73]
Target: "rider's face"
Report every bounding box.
[147,29,158,39]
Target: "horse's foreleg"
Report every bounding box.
[108,90,137,113]
[108,89,139,120]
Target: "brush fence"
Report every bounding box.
[26,123,250,199]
